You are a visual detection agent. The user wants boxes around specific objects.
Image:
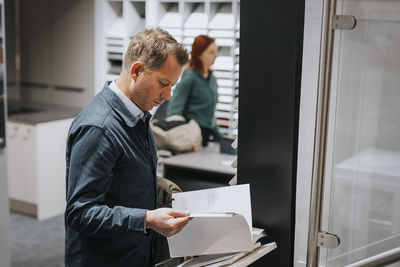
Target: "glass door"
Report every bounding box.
[320,0,400,266]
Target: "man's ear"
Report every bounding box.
[130,61,144,81]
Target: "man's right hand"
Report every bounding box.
[146,208,191,237]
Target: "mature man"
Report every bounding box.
[65,28,190,267]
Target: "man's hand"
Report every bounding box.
[146,208,191,237]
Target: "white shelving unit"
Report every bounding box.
[97,0,240,137]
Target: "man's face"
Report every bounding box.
[131,54,183,111]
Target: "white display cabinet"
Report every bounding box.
[7,118,73,220]
[158,1,182,42]
[96,0,148,86]
[97,0,240,137]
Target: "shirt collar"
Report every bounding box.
[109,79,145,119]
[101,82,152,128]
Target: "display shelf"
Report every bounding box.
[215,111,232,120]
[158,12,182,28]
[214,70,233,79]
[209,3,234,30]
[164,28,183,36]
[215,38,234,47]
[159,2,181,28]
[234,46,239,55]
[216,103,232,111]
[126,1,146,39]
[182,36,194,46]
[99,0,148,86]
[98,0,240,136]
[209,13,234,30]
[106,18,125,38]
[217,78,233,87]
[183,28,207,37]
[128,19,146,38]
[209,29,234,38]
[184,0,207,3]
[183,3,207,29]
[218,87,234,96]
[213,56,234,71]
[210,0,234,2]
[107,0,123,16]
[219,95,234,103]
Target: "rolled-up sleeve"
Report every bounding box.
[65,126,147,236]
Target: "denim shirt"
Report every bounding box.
[65,83,158,267]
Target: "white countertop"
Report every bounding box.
[162,143,237,175]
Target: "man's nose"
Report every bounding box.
[162,86,172,100]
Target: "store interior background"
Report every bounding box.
[1,0,245,266]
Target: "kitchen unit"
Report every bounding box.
[7,103,79,220]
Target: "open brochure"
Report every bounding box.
[168,184,263,257]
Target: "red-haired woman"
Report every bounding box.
[167,35,222,147]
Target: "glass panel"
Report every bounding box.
[325,0,400,266]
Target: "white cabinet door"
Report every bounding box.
[7,118,72,220]
[6,122,37,204]
[36,118,72,220]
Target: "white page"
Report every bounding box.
[172,184,252,233]
[189,212,234,218]
[168,184,254,257]
[168,213,253,257]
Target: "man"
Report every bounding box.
[65,28,190,267]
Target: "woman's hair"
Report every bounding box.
[124,28,189,71]
[188,35,215,72]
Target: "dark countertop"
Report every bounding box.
[7,101,82,125]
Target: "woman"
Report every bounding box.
[167,35,222,147]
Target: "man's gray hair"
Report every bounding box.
[123,28,189,71]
